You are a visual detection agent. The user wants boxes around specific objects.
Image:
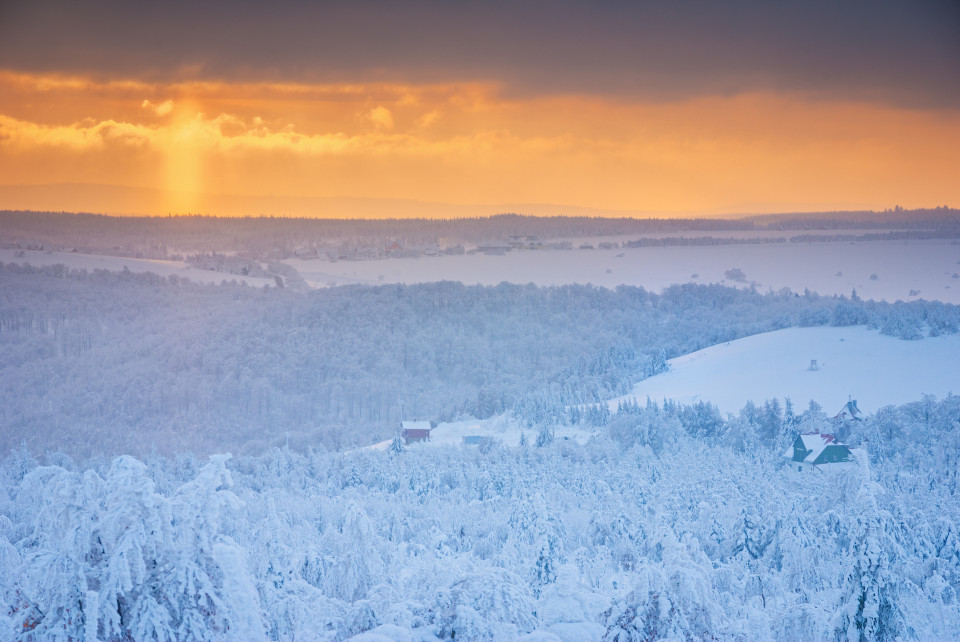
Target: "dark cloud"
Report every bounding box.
[1,0,958,107]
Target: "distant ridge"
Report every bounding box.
[0,182,679,220]
[3,207,958,262]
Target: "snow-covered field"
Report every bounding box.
[6,239,960,304]
[0,248,276,287]
[287,239,960,304]
[370,325,960,452]
[611,325,960,416]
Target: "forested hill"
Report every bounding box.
[2,262,957,458]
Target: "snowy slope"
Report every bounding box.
[610,325,960,416]
[372,325,960,453]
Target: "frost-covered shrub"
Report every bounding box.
[832,484,907,641]
[325,501,386,602]
[799,307,831,326]
[725,268,747,282]
[537,564,605,641]
[435,568,538,641]
[832,300,870,326]
[880,311,923,340]
[601,560,723,641]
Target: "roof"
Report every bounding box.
[834,399,863,420]
[801,432,835,450]
[401,421,431,431]
[783,432,851,465]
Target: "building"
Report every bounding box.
[506,235,542,250]
[401,420,432,444]
[833,398,863,422]
[475,241,512,255]
[783,433,854,470]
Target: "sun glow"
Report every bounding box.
[160,99,204,213]
[1,71,958,216]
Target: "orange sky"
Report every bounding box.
[1,68,959,217]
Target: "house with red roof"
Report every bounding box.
[401,420,432,445]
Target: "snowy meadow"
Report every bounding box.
[1,214,960,640]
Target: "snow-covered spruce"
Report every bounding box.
[2,394,959,640]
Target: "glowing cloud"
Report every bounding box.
[1,72,959,215]
[142,99,174,117]
[368,106,394,130]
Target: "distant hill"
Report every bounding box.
[0,182,674,220]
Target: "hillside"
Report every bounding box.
[614,325,960,416]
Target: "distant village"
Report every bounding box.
[296,235,560,262]
[285,234,646,263]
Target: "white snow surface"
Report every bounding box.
[368,418,597,453]
[6,239,960,304]
[610,325,960,416]
[287,239,960,304]
[366,325,960,452]
[0,248,276,287]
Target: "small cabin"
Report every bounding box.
[462,435,483,446]
[783,433,853,470]
[401,420,432,444]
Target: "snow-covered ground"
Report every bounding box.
[6,240,959,304]
[366,417,597,453]
[287,239,960,304]
[610,325,960,416]
[0,248,276,287]
[368,325,960,452]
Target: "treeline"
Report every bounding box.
[2,208,958,261]
[745,206,960,230]
[1,395,958,640]
[790,230,960,243]
[2,262,959,458]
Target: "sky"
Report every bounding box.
[0,0,958,218]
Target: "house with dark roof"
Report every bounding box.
[834,398,863,422]
[783,433,854,470]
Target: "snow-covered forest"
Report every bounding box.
[2,394,959,640]
[4,0,959,633]
[3,261,957,457]
[2,222,960,640]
